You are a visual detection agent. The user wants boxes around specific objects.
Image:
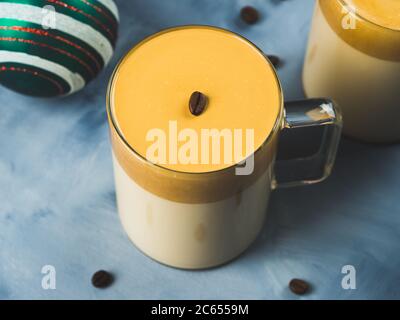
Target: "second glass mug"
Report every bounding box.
[303,0,400,143]
[107,26,342,269]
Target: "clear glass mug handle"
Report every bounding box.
[272,98,343,189]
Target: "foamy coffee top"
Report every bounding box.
[346,0,400,31]
[320,0,400,61]
[109,26,281,173]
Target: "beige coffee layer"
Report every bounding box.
[113,152,272,269]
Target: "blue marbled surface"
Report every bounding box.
[0,0,399,300]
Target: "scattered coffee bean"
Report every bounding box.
[267,55,281,68]
[189,91,208,116]
[91,270,114,289]
[289,279,310,295]
[240,6,260,25]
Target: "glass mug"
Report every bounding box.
[107,26,342,269]
[303,0,400,143]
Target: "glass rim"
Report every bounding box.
[338,0,400,32]
[106,25,284,176]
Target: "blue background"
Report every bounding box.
[0,0,399,300]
